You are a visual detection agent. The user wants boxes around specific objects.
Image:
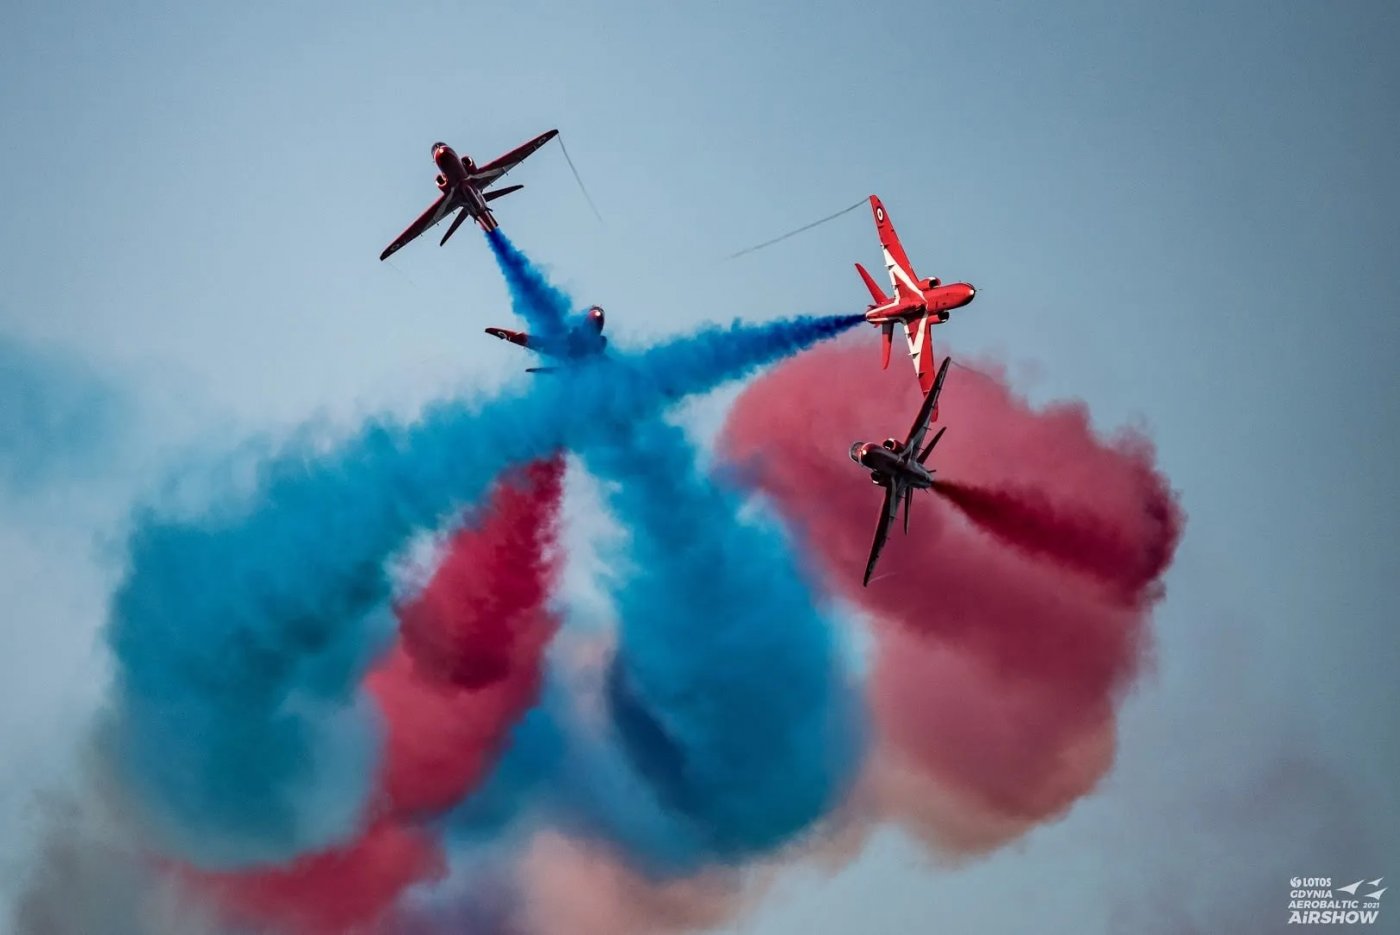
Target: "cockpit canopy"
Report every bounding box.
[586,305,605,332]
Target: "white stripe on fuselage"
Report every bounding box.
[883,247,922,297]
[879,247,927,380]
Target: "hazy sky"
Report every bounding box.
[2,0,1397,931]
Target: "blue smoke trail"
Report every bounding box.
[0,334,122,492]
[485,228,572,333]
[581,418,863,862]
[103,314,862,869]
[445,641,716,870]
[453,238,866,866]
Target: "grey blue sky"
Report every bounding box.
[2,0,1397,931]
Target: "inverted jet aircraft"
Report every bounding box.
[379,129,558,261]
[485,305,607,373]
[855,195,976,401]
[849,355,952,586]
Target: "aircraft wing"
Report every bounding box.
[869,195,922,302]
[486,326,575,360]
[470,129,559,189]
[899,314,939,394]
[380,193,455,261]
[863,483,901,587]
[904,356,952,454]
[484,326,533,349]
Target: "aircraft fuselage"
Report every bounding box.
[849,441,933,489]
[432,142,493,226]
[865,281,977,326]
[526,324,607,359]
[485,305,607,365]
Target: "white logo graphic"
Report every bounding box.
[1288,877,1384,925]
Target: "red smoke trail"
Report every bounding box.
[373,455,564,816]
[203,456,565,934]
[397,456,561,690]
[206,822,444,935]
[932,477,1170,602]
[719,340,1182,842]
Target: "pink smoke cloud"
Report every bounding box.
[719,339,1182,846]
[516,832,755,935]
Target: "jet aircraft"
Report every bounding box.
[379,129,559,261]
[856,195,976,401]
[484,305,607,373]
[849,355,952,586]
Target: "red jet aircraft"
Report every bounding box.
[855,195,976,399]
[485,305,607,373]
[379,129,558,261]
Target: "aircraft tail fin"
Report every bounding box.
[484,184,524,203]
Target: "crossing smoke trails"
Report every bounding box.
[98,300,861,871]
[201,458,564,934]
[19,228,1180,934]
[586,418,859,862]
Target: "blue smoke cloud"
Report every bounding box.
[445,693,564,844]
[434,234,866,870]
[103,308,862,868]
[444,417,868,873]
[0,334,122,492]
[583,419,863,862]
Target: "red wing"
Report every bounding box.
[470,129,559,188]
[869,195,921,302]
[902,315,938,398]
[380,194,455,261]
[484,327,532,349]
